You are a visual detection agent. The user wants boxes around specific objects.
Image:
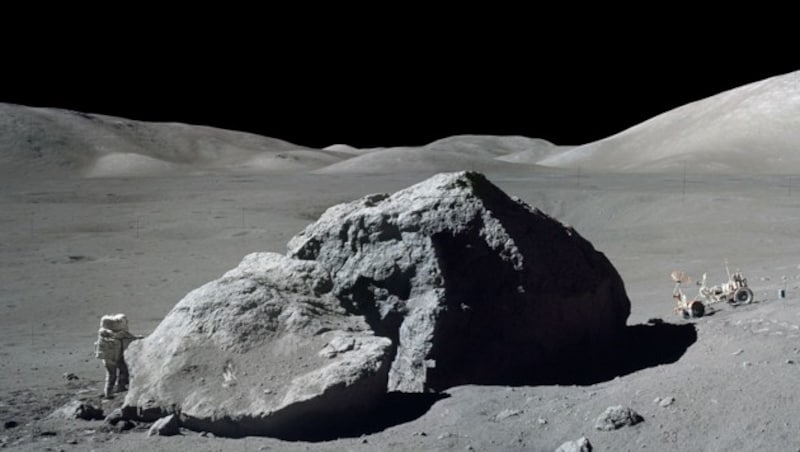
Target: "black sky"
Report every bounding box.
[3,23,797,149]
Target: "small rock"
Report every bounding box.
[148,414,181,437]
[199,431,215,438]
[135,399,166,422]
[742,361,752,368]
[786,359,795,365]
[66,438,79,444]
[360,437,368,444]
[104,408,124,425]
[658,396,675,407]
[537,417,548,425]
[732,349,744,356]
[555,436,593,452]
[50,400,104,421]
[115,420,136,433]
[438,432,455,439]
[594,405,643,431]
[495,408,523,421]
[62,372,79,381]
[412,431,427,437]
[4,420,18,429]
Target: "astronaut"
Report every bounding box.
[94,314,143,398]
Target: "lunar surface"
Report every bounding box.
[2,71,800,450]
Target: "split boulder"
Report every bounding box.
[123,171,630,437]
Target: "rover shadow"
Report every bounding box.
[273,392,449,442]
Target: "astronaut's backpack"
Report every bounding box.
[94,335,120,360]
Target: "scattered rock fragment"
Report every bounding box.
[115,420,136,433]
[4,420,18,429]
[62,372,79,381]
[148,414,181,437]
[555,436,592,452]
[658,396,675,407]
[50,400,104,421]
[594,405,643,431]
[105,408,124,425]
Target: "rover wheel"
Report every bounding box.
[689,300,705,318]
[731,287,754,305]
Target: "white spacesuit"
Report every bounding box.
[94,314,143,398]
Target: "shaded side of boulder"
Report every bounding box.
[288,171,630,391]
[123,252,392,437]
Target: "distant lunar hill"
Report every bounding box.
[0,104,557,178]
[3,70,798,178]
[313,135,560,174]
[539,71,800,173]
[0,104,332,178]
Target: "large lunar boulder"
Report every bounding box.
[123,171,630,437]
[123,252,392,437]
[287,171,630,391]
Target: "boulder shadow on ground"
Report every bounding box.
[272,392,450,442]
[273,322,694,441]
[484,321,699,387]
[603,321,697,384]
